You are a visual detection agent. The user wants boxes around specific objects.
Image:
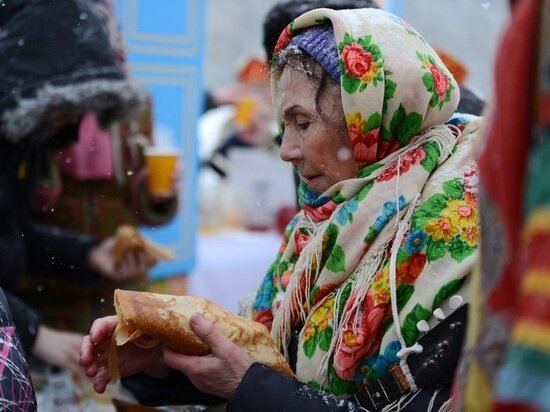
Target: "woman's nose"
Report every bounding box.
[279,131,301,163]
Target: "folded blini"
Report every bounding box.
[109,289,293,379]
[112,225,173,266]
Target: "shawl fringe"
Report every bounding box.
[272,124,461,384]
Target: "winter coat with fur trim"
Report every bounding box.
[0,0,144,353]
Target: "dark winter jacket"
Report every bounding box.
[122,363,450,412]
[120,307,467,411]
[0,0,144,353]
[0,138,99,288]
[0,287,37,411]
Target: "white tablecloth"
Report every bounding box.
[187,230,282,313]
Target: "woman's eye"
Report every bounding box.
[297,121,310,131]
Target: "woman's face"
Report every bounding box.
[276,66,357,195]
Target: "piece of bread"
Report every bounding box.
[112,225,173,266]
[109,289,293,379]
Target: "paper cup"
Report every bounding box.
[144,147,179,197]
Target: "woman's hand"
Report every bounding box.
[79,316,165,394]
[32,325,84,376]
[88,237,151,282]
[162,313,254,400]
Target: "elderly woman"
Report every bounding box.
[80,7,481,411]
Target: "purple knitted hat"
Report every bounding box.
[289,24,340,81]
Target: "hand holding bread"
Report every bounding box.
[110,289,293,378]
[112,225,173,266]
[162,312,255,399]
[80,315,163,394]
[87,225,172,282]
[80,289,293,398]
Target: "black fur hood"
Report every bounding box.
[0,0,146,143]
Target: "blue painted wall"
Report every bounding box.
[384,0,404,16]
[115,0,206,279]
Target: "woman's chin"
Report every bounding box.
[306,177,329,195]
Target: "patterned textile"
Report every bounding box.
[0,290,36,411]
[455,0,550,411]
[252,8,481,397]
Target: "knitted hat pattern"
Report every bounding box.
[290,24,340,81]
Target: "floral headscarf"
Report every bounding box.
[252,8,481,398]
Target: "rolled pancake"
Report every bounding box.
[112,225,173,266]
[110,289,293,378]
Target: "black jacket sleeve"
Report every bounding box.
[228,364,452,412]
[227,363,361,412]
[3,289,41,354]
[121,365,359,411]
[121,370,225,408]
[24,222,99,285]
[123,363,451,411]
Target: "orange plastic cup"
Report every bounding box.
[144,147,179,197]
[233,98,257,128]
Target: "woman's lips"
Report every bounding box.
[303,175,321,187]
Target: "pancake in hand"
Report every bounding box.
[112,225,173,266]
[109,289,293,380]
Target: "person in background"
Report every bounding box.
[81,7,482,411]
[19,0,179,337]
[0,0,150,378]
[204,57,276,178]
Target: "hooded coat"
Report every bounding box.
[0,0,144,359]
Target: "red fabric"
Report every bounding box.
[33,182,62,213]
[478,0,539,315]
[493,402,538,412]
[59,113,114,180]
[526,234,550,267]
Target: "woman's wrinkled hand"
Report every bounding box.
[79,315,165,394]
[162,313,254,400]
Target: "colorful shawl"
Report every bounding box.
[252,8,481,398]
